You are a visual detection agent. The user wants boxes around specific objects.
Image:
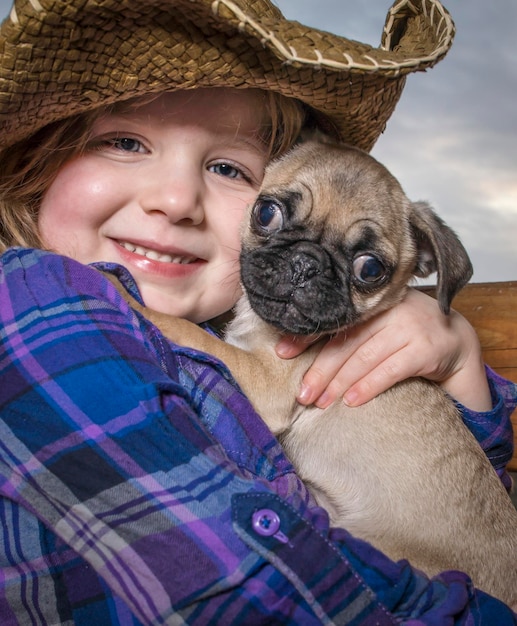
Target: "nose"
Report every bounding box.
[289,242,330,287]
[139,165,205,226]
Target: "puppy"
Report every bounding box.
[113,139,517,608]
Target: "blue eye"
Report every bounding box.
[112,137,143,152]
[252,199,284,233]
[210,163,241,179]
[353,254,387,283]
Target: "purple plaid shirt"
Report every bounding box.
[0,247,516,625]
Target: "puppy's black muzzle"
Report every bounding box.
[240,241,357,335]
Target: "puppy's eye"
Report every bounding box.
[353,254,387,283]
[252,198,284,233]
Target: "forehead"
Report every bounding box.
[259,141,409,237]
[106,88,270,136]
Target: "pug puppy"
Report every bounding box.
[111,139,517,608]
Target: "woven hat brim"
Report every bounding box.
[0,0,455,152]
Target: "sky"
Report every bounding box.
[0,0,515,282]
[273,0,517,284]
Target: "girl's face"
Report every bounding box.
[38,89,269,322]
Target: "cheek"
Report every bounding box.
[38,160,114,247]
[218,202,250,257]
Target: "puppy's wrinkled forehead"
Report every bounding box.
[260,140,408,233]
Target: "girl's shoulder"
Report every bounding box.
[1,246,140,308]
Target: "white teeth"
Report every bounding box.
[119,241,195,264]
[146,249,172,262]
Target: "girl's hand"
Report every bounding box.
[275,288,492,412]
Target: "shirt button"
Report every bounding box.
[251,509,281,537]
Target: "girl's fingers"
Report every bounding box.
[310,329,410,407]
[298,320,406,406]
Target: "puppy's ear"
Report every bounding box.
[409,201,473,314]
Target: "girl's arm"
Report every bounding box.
[277,289,492,409]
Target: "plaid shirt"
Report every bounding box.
[0,247,515,625]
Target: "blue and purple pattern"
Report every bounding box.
[0,247,515,624]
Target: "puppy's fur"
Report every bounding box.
[113,139,517,607]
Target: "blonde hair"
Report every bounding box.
[0,89,307,252]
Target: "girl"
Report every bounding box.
[0,0,515,623]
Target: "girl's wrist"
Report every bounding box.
[440,355,492,412]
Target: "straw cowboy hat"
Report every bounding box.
[0,0,454,152]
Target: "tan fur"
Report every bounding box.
[109,140,517,608]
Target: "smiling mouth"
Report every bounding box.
[118,241,198,264]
